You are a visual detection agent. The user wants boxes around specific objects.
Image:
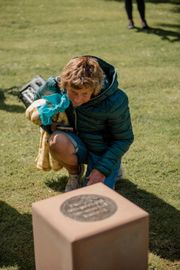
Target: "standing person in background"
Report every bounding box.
[125,0,150,29]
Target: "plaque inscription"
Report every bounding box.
[60,194,117,222]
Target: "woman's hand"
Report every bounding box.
[87,169,106,186]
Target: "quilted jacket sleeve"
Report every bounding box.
[94,93,134,176]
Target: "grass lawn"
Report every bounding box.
[0,0,179,269]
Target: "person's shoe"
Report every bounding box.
[116,164,125,182]
[141,20,150,30]
[114,165,125,190]
[65,174,80,192]
[65,164,85,192]
[128,20,135,29]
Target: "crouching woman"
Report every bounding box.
[36,56,134,191]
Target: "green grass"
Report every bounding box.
[0,0,179,269]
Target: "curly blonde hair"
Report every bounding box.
[59,56,104,96]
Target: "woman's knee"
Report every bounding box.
[48,133,75,155]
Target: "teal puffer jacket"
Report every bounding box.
[35,56,134,176]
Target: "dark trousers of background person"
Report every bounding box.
[124,0,149,29]
[125,0,145,22]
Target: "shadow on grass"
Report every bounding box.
[134,26,180,42]
[0,88,25,113]
[0,201,35,270]
[46,177,180,261]
[45,175,68,193]
[115,179,180,261]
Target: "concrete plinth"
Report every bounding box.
[32,183,149,270]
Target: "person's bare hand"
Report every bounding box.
[87,169,106,186]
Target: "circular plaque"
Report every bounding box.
[60,194,117,222]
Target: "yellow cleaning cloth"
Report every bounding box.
[25,99,69,171]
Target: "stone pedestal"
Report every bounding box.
[32,183,149,270]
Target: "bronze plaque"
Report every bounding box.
[60,194,117,222]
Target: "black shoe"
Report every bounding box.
[142,20,150,30]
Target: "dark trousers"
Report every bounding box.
[125,0,145,21]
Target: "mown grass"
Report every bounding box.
[0,0,179,269]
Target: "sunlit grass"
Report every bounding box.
[0,0,179,269]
